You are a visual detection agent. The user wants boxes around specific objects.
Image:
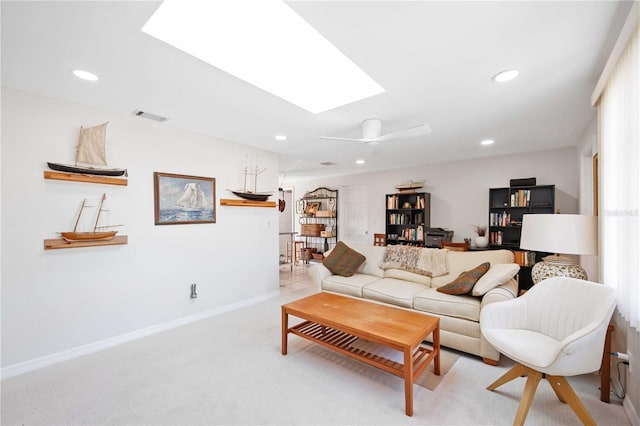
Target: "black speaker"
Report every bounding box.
[510,177,536,187]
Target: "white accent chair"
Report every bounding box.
[480,276,617,426]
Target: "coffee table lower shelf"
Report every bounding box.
[289,320,436,390]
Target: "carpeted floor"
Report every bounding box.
[0,264,631,425]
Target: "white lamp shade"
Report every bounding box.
[520,214,598,255]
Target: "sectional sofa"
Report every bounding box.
[308,241,519,364]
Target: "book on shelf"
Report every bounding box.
[387,195,398,209]
[490,212,512,227]
[510,189,531,207]
[399,226,424,241]
[386,194,426,210]
[389,213,411,224]
[490,231,504,245]
[513,250,536,267]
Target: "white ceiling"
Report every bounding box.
[1,1,633,179]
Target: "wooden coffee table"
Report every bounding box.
[282,292,440,416]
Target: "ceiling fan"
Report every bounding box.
[317,118,431,145]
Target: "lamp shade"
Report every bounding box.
[520,214,598,255]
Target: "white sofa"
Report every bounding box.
[308,241,519,364]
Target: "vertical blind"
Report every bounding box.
[600,25,639,331]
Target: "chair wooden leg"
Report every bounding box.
[487,364,542,426]
[514,370,543,426]
[548,376,567,403]
[546,375,596,426]
[487,363,529,391]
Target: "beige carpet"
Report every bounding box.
[344,338,459,391]
[1,274,631,425]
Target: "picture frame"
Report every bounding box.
[154,172,216,225]
[304,202,320,217]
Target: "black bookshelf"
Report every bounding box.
[488,185,555,291]
[385,192,431,246]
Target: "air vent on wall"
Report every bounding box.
[320,162,337,166]
[132,110,168,122]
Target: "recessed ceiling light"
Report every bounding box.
[275,135,287,141]
[356,159,365,165]
[72,69,99,81]
[141,1,384,113]
[492,69,519,83]
[481,139,495,146]
[364,140,381,147]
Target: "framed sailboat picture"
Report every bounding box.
[154,172,216,225]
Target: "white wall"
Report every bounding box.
[577,114,599,279]
[289,147,579,245]
[1,87,280,369]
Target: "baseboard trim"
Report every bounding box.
[623,397,640,426]
[1,290,280,380]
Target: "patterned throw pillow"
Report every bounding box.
[322,241,366,277]
[437,262,491,295]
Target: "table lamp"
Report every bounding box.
[520,214,597,284]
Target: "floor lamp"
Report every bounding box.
[519,214,597,284]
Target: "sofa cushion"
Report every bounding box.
[322,241,365,277]
[431,250,514,288]
[472,263,521,296]
[322,274,382,298]
[437,262,490,295]
[414,288,481,322]
[362,278,427,308]
[383,268,430,286]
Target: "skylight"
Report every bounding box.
[141,1,385,113]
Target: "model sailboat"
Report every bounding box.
[228,158,273,202]
[60,194,122,242]
[48,122,127,177]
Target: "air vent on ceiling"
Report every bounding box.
[320,161,337,167]
[132,110,168,122]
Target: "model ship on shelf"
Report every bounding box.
[47,122,127,177]
[60,194,122,242]
[228,159,273,202]
[395,180,425,192]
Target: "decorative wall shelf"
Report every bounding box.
[44,235,128,250]
[44,171,128,186]
[220,199,276,208]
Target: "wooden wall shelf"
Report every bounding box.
[220,199,276,208]
[44,171,128,186]
[44,235,128,250]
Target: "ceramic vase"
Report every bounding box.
[475,236,489,248]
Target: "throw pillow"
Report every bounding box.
[322,241,366,277]
[379,245,449,277]
[437,262,490,295]
[471,263,520,296]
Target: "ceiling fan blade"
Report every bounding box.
[375,123,432,142]
[316,136,367,142]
